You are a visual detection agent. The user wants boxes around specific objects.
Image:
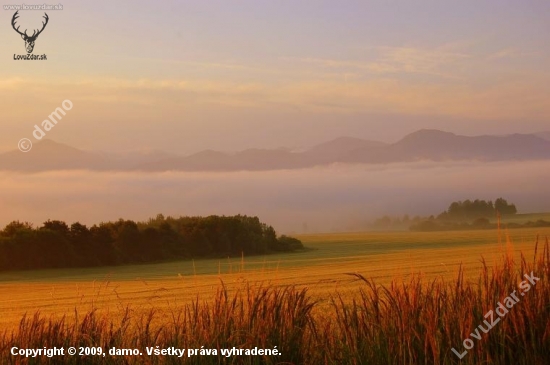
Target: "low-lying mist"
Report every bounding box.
[1,160,549,233]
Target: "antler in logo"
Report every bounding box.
[11,11,49,54]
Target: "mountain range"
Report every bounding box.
[2,129,550,172]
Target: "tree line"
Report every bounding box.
[371,198,520,231]
[0,215,304,272]
[409,198,522,231]
[436,198,517,221]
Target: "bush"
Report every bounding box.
[276,235,304,251]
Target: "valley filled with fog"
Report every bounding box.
[1,160,549,233]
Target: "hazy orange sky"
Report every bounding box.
[1,0,549,153]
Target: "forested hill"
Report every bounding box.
[0,215,304,272]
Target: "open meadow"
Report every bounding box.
[0,228,550,364]
[0,228,547,318]
[1,228,549,364]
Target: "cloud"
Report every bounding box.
[1,40,549,124]
[486,48,539,61]
[287,45,471,79]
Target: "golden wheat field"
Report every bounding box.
[0,227,547,330]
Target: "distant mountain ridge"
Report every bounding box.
[1,130,550,172]
[302,136,387,164]
[340,130,550,163]
[0,140,109,171]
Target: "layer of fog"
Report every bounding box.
[1,160,549,233]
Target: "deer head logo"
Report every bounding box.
[11,11,49,54]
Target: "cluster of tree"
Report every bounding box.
[408,198,518,231]
[371,198,519,232]
[437,198,517,221]
[0,215,304,272]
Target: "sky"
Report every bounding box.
[1,0,549,154]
